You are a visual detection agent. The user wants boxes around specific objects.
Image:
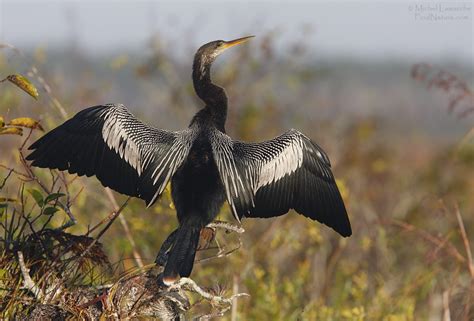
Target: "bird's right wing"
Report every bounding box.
[27,104,196,206]
[211,128,351,237]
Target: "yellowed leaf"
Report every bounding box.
[0,197,18,203]
[8,117,44,131]
[6,74,39,99]
[0,127,23,136]
[0,116,4,127]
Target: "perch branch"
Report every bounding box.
[171,277,249,306]
[207,221,245,234]
[196,221,244,264]
[18,251,44,300]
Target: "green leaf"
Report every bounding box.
[43,207,59,216]
[27,188,44,207]
[0,203,7,209]
[6,74,39,100]
[44,193,65,204]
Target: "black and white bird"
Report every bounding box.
[27,36,352,285]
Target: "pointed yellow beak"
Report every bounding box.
[222,36,255,49]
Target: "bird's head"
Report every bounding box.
[193,36,254,74]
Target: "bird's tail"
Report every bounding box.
[163,224,201,285]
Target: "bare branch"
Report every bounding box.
[18,150,77,229]
[231,274,239,321]
[196,220,244,264]
[18,251,44,300]
[388,219,466,263]
[442,290,451,321]
[0,168,14,190]
[171,277,249,306]
[207,221,245,234]
[454,203,474,278]
[411,63,474,118]
[105,188,144,268]
[81,197,131,259]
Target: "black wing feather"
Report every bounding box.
[213,128,351,237]
[27,104,194,205]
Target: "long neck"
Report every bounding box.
[192,56,228,130]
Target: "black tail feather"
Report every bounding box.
[163,226,200,285]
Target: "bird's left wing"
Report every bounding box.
[27,104,196,206]
[211,128,351,237]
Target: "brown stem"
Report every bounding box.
[105,188,144,268]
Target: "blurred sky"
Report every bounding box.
[0,0,473,64]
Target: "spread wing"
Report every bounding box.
[211,128,351,237]
[27,104,196,206]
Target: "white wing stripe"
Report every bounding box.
[256,137,303,189]
[212,129,330,219]
[102,109,144,175]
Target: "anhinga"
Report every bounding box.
[26,36,352,285]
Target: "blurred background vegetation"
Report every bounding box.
[1,1,473,320]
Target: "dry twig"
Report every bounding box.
[171,277,249,306]
[454,203,474,278]
[411,63,474,118]
[17,251,44,300]
[105,187,144,268]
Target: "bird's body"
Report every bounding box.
[172,123,226,226]
[27,36,352,284]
